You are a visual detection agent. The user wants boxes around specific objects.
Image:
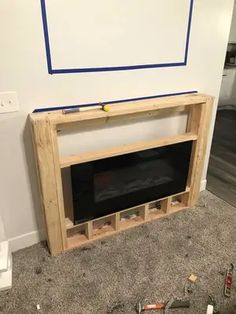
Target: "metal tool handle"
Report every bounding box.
[169,300,190,308]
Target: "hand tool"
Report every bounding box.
[208,295,219,314]
[62,103,110,114]
[206,304,214,314]
[224,263,234,297]
[136,299,190,313]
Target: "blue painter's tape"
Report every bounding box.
[33,90,198,113]
[184,0,194,63]
[50,62,186,74]
[40,0,53,74]
[40,0,194,74]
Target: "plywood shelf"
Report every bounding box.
[60,132,198,168]
[30,93,214,255]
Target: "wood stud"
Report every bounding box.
[161,198,172,213]
[86,221,93,240]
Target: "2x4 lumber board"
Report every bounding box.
[60,132,198,168]
[186,103,202,134]
[142,205,149,221]
[111,214,119,231]
[55,107,187,132]
[116,213,121,230]
[50,126,68,250]
[30,94,207,128]
[61,168,74,223]
[86,221,93,239]
[186,105,202,189]
[180,192,190,206]
[161,197,172,213]
[31,119,67,255]
[187,97,214,206]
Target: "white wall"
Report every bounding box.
[45,0,190,69]
[0,0,234,251]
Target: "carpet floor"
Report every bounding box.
[1,191,236,314]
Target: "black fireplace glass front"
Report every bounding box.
[71,141,193,224]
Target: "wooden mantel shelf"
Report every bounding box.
[30,93,207,127]
[60,132,198,168]
[30,93,213,255]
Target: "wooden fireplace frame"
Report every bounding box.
[30,93,213,255]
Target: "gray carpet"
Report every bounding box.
[1,191,236,314]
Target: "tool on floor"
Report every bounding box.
[164,297,175,314]
[62,103,110,114]
[137,302,164,313]
[136,299,190,313]
[206,304,214,314]
[208,295,219,314]
[224,263,234,297]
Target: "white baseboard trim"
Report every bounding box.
[0,241,9,272]
[8,179,208,253]
[9,230,45,253]
[200,179,207,191]
[0,255,12,291]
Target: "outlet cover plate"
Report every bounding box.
[0,92,19,113]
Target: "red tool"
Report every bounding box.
[137,303,165,313]
[136,300,190,313]
[224,263,234,297]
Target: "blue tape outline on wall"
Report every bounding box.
[40,0,194,74]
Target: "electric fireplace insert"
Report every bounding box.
[71,141,193,224]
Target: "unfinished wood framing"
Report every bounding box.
[30,93,213,255]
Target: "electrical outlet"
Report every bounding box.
[0,92,19,114]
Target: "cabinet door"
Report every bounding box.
[219,69,236,106]
[229,3,236,43]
